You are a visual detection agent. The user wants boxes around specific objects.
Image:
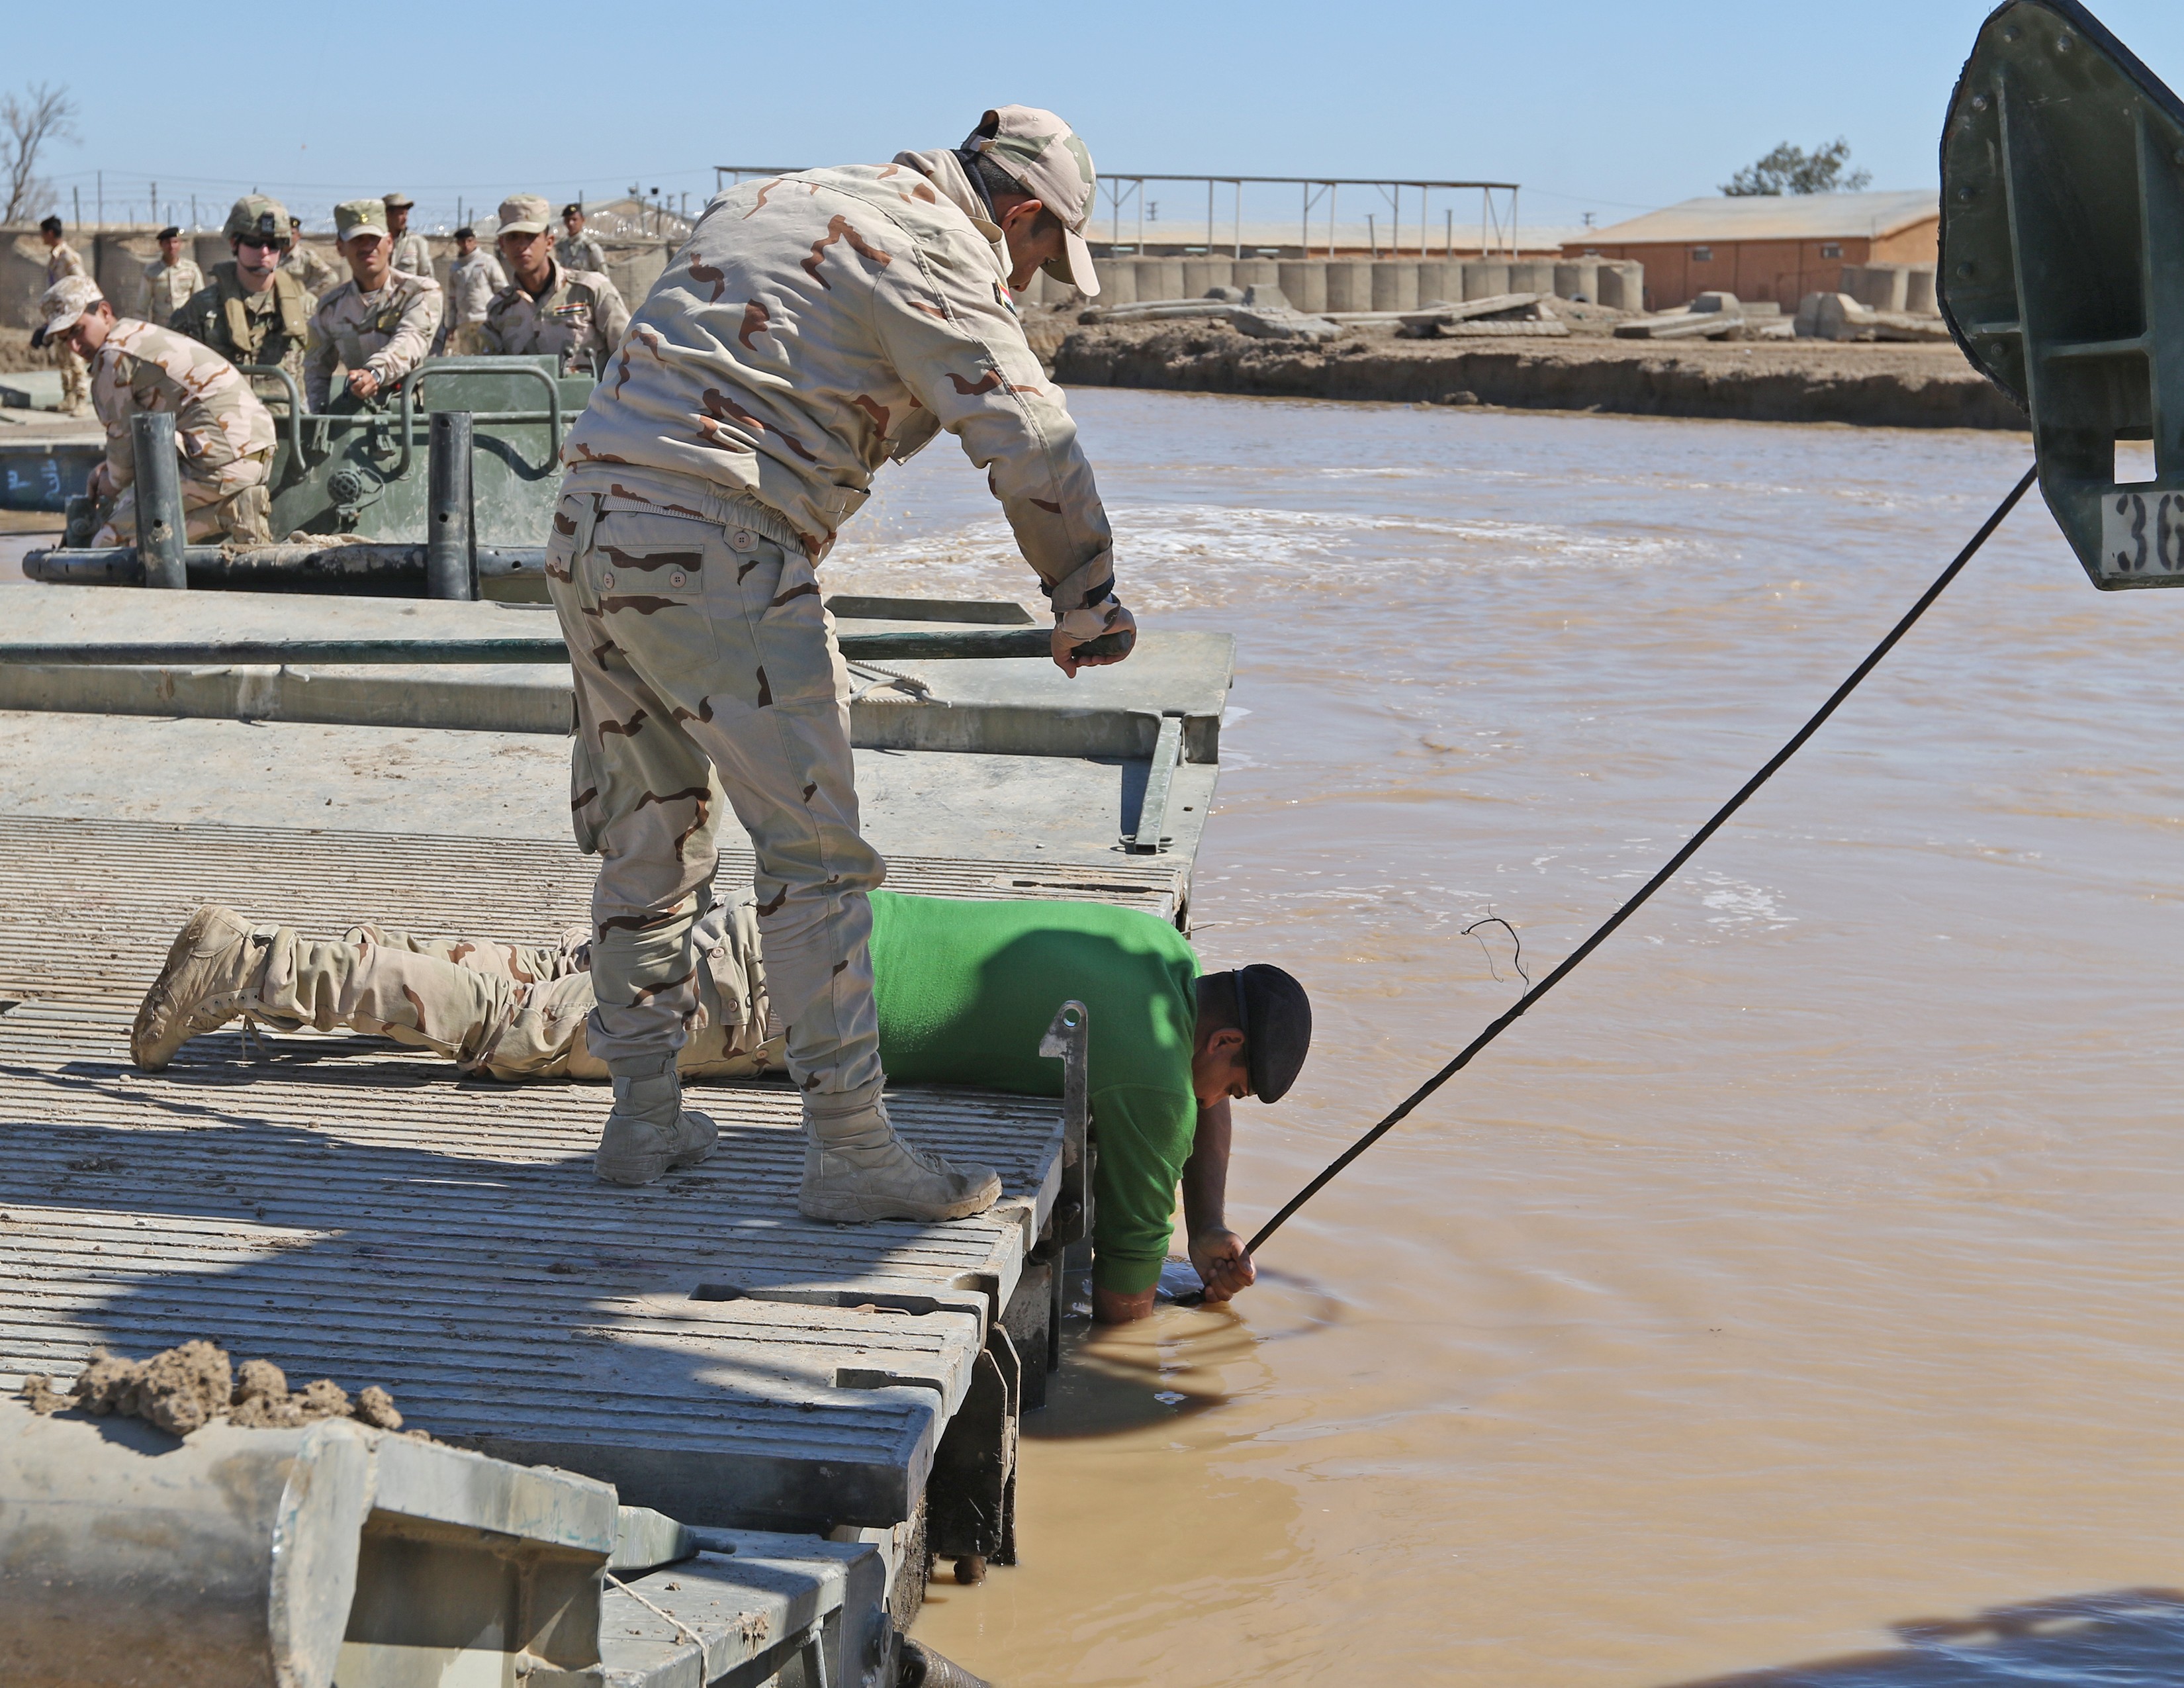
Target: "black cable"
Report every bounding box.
[1179,463,2038,1303]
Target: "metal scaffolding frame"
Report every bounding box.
[715,166,1523,261]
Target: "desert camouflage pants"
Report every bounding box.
[547,470,885,1102]
[58,345,88,414]
[250,910,783,1083]
[93,455,273,547]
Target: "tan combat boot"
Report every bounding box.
[594,1054,719,1186]
[798,1089,1002,1224]
[132,906,274,1071]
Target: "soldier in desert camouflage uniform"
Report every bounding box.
[172,197,312,401]
[285,217,342,302]
[136,228,203,324]
[132,898,778,1084]
[436,226,506,355]
[483,195,629,375]
[36,277,275,547]
[304,200,443,412]
[556,203,608,275]
[38,216,90,414]
[544,107,1131,1214]
[383,193,434,281]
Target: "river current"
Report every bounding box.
[821,391,2184,1687]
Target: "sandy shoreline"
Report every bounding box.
[1046,317,2025,431]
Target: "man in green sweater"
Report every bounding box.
[132,891,1312,1323]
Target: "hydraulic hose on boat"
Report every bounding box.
[1175,463,2040,1307]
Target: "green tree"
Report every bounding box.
[1721,138,1873,197]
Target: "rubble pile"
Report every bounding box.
[19,1339,422,1438]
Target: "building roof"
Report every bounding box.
[1582,190,1940,246]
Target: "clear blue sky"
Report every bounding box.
[15,0,2184,232]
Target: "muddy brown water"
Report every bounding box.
[820,392,2184,1686]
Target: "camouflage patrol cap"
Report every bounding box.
[33,275,105,346]
[963,106,1101,297]
[383,192,415,210]
[223,195,293,246]
[496,195,553,236]
[335,199,390,243]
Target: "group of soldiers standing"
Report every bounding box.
[30,193,632,546]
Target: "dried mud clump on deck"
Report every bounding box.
[19,1340,426,1439]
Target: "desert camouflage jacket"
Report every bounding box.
[46,242,84,285]
[446,251,508,327]
[555,232,608,274]
[482,260,628,375]
[304,270,443,410]
[91,318,277,492]
[557,150,1116,620]
[388,230,434,281]
[286,242,343,299]
[136,257,205,323]
[172,264,314,391]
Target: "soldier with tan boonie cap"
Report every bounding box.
[545,106,1133,1222]
[481,193,629,376]
[304,199,443,410]
[38,275,276,547]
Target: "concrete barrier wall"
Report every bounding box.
[1068,253,1649,316]
[1508,260,1555,295]
[1323,261,1372,312]
[1842,261,1938,316]
[1182,258,1232,297]
[1091,257,1136,305]
[1277,261,1326,313]
[1596,261,1644,311]
[1555,260,1600,303]
[1135,258,1185,301]
[1461,261,1510,302]
[1369,261,1419,312]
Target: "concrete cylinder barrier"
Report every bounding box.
[1596,261,1644,311]
[1415,262,1457,307]
[1554,260,1600,303]
[1232,259,1280,291]
[1507,259,1555,295]
[1859,263,1911,312]
[1461,260,1512,302]
[1905,264,1938,316]
[1370,261,1420,312]
[1322,261,1372,312]
[1093,257,1136,306]
[1277,261,1327,314]
[1135,258,1186,303]
[1183,258,1234,298]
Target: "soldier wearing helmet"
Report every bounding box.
[172,196,312,400]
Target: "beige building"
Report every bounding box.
[1568,190,1940,311]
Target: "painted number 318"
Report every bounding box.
[2105,491,2184,575]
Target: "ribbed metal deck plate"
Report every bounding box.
[0,816,1179,1528]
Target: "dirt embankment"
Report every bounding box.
[1048,317,2027,431]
